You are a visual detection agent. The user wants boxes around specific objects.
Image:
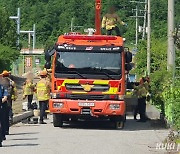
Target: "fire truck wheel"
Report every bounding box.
[114,120,124,130]
[112,116,125,130]
[71,117,78,122]
[124,114,127,122]
[53,113,63,127]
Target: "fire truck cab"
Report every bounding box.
[45,32,132,129]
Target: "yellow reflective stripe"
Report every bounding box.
[45,110,50,113]
[61,79,80,86]
[93,80,109,84]
[102,87,118,94]
[57,86,61,90]
[71,91,87,94]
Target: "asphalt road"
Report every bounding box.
[1,115,169,154]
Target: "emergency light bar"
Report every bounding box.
[63,35,117,40]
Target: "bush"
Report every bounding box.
[0,44,20,72]
[162,81,180,130]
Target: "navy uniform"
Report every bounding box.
[0,84,8,147]
[0,70,15,134]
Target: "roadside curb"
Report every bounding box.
[146,104,161,119]
[13,111,34,124]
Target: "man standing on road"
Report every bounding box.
[36,70,51,124]
[0,84,8,147]
[0,70,16,134]
[101,6,127,36]
[23,78,35,110]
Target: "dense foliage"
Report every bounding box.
[134,38,180,129]
[0,0,179,48]
[163,80,180,130]
[0,7,19,72]
[0,44,19,72]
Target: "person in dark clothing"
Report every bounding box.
[107,26,121,36]
[0,84,8,147]
[0,70,15,135]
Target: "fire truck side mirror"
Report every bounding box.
[45,50,51,69]
[45,62,51,69]
[45,50,51,62]
[125,51,132,63]
[125,63,132,71]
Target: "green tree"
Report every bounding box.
[0,44,20,72]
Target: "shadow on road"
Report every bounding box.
[11,138,38,141]
[3,143,39,147]
[9,132,39,136]
[60,119,167,131]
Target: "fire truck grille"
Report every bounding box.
[66,84,109,92]
[67,94,107,100]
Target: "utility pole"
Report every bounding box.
[71,18,74,32]
[135,5,138,46]
[32,24,36,50]
[130,1,146,46]
[20,24,36,50]
[9,8,20,48]
[70,17,83,32]
[142,0,147,40]
[167,0,175,72]
[147,0,151,75]
[10,8,36,50]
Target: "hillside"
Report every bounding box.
[0,0,179,49]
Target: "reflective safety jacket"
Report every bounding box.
[36,78,51,101]
[134,81,149,98]
[11,84,18,101]
[23,80,34,96]
[102,13,125,30]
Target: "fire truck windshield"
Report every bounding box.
[55,51,122,80]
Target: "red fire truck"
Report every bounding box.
[45,0,132,129]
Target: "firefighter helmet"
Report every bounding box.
[1,70,11,76]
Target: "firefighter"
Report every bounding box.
[23,78,35,110]
[11,84,18,102]
[45,68,52,82]
[101,6,127,36]
[0,70,15,134]
[0,84,8,146]
[36,70,51,124]
[134,77,149,122]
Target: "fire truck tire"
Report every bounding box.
[114,120,124,130]
[53,113,63,127]
[112,116,125,130]
[71,117,78,122]
[124,114,127,122]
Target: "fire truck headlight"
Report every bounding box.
[118,95,124,100]
[51,93,57,99]
[53,102,64,108]
[109,104,120,110]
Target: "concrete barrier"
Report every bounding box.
[13,111,34,124]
